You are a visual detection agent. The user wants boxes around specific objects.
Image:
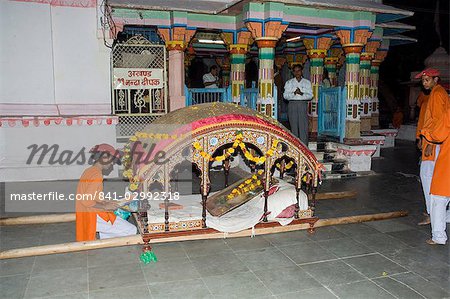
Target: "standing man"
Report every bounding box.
[283,64,313,145]
[421,97,450,245]
[416,89,430,142]
[416,69,448,225]
[203,65,220,88]
[76,144,137,241]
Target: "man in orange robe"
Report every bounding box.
[416,90,430,141]
[76,144,136,241]
[416,69,447,225]
[421,96,450,245]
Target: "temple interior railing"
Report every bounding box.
[185,82,278,120]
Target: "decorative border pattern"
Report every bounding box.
[0,103,111,116]
[147,220,204,232]
[0,116,118,128]
[337,148,376,156]
[363,139,385,145]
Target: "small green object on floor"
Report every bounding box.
[140,251,158,264]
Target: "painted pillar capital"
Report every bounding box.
[375,50,388,62]
[166,40,187,51]
[157,27,196,51]
[237,31,254,46]
[229,44,249,54]
[328,47,345,69]
[324,57,339,65]
[286,54,307,68]
[303,36,333,52]
[245,21,287,40]
[371,59,382,67]
[335,28,372,48]
[255,37,278,48]
[307,49,328,59]
[220,32,234,46]
[360,52,375,61]
[342,44,364,54]
[364,40,381,55]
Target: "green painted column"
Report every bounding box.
[255,37,277,118]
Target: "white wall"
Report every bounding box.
[0,1,55,106]
[0,120,118,182]
[0,0,111,114]
[52,5,111,113]
[0,1,117,182]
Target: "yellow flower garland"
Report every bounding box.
[275,161,295,170]
[122,131,184,192]
[227,173,263,200]
[193,133,280,165]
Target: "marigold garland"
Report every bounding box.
[226,171,264,201]
[275,161,295,170]
[193,132,280,165]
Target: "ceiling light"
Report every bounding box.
[198,39,225,44]
[286,36,301,42]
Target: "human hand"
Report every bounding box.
[294,88,301,95]
[101,201,121,211]
[417,138,422,150]
[424,144,433,157]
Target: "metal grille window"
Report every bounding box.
[112,35,167,138]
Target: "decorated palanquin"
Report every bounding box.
[122,102,322,242]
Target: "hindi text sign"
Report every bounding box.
[113,68,163,89]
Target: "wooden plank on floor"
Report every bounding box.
[0,211,407,260]
[315,191,358,200]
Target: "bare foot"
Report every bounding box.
[426,239,444,245]
[418,216,431,225]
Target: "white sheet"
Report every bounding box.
[146,179,309,233]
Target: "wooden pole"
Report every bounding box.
[315,191,358,200]
[0,214,75,226]
[0,211,407,260]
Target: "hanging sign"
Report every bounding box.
[113,68,163,89]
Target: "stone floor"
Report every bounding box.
[1,140,449,299]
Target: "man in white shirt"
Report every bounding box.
[283,64,313,145]
[203,65,220,88]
